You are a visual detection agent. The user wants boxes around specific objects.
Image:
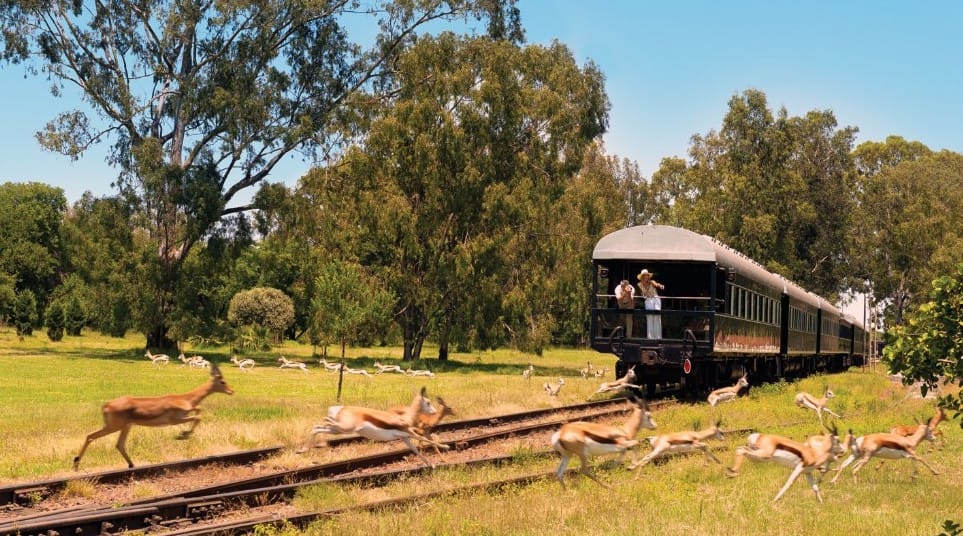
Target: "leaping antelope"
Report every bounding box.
[343,366,372,376]
[374,361,405,374]
[727,423,847,503]
[830,420,939,483]
[318,358,342,372]
[296,387,449,468]
[588,368,642,399]
[230,354,255,372]
[178,353,209,368]
[551,393,657,489]
[522,364,534,380]
[406,368,435,378]
[629,419,725,474]
[580,362,594,379]
[145,349,170,366]
[278,356,309,373]
[543,378,565,397]
[73,363,234,470]
[391,396,456,455]
[794,387,841,425]
[707,374,749,407]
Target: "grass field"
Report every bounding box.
[1,327,961,535]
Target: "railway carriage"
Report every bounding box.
[590,225,866,397]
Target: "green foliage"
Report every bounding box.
[0,182,68,305]
[311,260,395,356]
[227,287,295,344]
[0,271,15,323]
[65,296,86,336]
[44,301,65,342]
[650,89,857,299]
[13,289,38,336]
[884,263,963,423]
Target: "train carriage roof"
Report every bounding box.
[594,225,839,313]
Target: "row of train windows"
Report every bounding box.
[722,285,840,336]
[726,285,779,325]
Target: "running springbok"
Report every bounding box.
[278,356,309,373]
[794,387,841,426]
[551,393,657,489]
[727,423,847,503]
[145,349,170,366]
[629,419,725,474]
[391,396,456,455]
[707,374,748,407]
[830,420,939,483]
[374,361,405,374]
[73,363,234,470]
[588,368,642,399]
[296,387,449,468]
[230,354,255,372]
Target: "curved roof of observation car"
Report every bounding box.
[593,225,838,314]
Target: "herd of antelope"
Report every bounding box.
[77,354,949,505]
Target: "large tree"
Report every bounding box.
[0,182,68,308]
[0,0,512,348]
[650,89,858,298]
[304,33,608,359]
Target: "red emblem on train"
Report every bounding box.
[683,358,692,375]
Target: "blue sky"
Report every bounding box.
[2,1,962,205]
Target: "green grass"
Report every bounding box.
[0,327,960,535]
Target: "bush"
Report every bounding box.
[13,290,38,337]
[227,287,295,343]
[45,302,65,342]
[65,296,86,336]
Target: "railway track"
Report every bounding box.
[1,397,658,536]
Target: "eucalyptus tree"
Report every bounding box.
[650,89,857,298]
[853,151,963,326]
[0,0,512,348]
[309,34,608,359]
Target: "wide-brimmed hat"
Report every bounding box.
[637,269,653,280]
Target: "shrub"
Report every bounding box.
[228,287,295,344]
[45,302,65,342]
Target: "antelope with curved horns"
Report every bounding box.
[794,387,841,426]
[391,395,456,455]
[278,355,309,373]
[629,419,725,474]
[73,363,234,470]
[707,374,748,407]
[727,422,847,503]
[830,420,939,483]
[296,387,449,468]
[551,392,657,489]
[889,406,946,448]
[374,361,405,374]
[588,368,642,399]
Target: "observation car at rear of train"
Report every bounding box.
[590,225,866,397]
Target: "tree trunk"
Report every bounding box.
[146,324,177,351]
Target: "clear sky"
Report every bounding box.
[2,0,962,206]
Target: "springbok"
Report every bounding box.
[374,361,405,374]
[318,358,342,372]
[588,368,642,399]
[580,362,594,379]
[629,420,725,474]
[73,363,234,470]
[406,368,435,378]
[794,387,841,426]
[543,378,565,397]
[230,354,255,372]
[727,423,846,502]
[296,387,449,468]
[522,364,534,380]
[830,421,939,483]
[278,356,309,373]
[551,393,657,489]
[707,374,749,407]
[391,396,456,455]
[145,349,170,366]
[343,366,372,376]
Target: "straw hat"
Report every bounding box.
[637,269,653,280]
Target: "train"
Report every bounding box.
[589,225,867,397]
